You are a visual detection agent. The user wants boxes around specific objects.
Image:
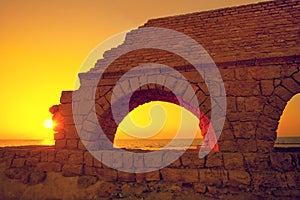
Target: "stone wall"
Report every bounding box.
[1,147,300,199]
[1,0,300,199]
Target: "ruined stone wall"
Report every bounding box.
[1,147,300,199]
[1,0,300,199]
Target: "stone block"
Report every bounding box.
[66,139,78,149]
[122,153,133,169]
[117,171,135,182]
[96,86,112,98]
[205,152,223,168]
[64,125,78,139]
[252,171,287,188]
[161,168,199,182]
[54,132,65,140]
[256,140,274,153]
[256,127,276,141]
[272,189,300,198]
[263,104,282,120]
[5,168,29,180]
[194,183,207,193]
[181,151,204,168]
[62,164,83,177]
[55,139,66,149]
[181,70,204,83]
[60,91,73,104]
[84,166,97,176]
[244,97,265,112]
[136,170,160,182]
[97,182,117,198]
[55,150,69,163]
[36,162,62,172]
[63,116,75,125]
[219,129,235,141]
[96,168,117,182]
[258,115,279,131]
[133,154,144,168]
[82,120,98,133]
[292,72,300,84]
[29,150,41,157]
[274,85,293,101]
[282,77,299,93]
[223,153,244,170]
[68,151,83,164]
[15,150,29,157]
[218,140,239,152]
[228,170,251,186]
[236,97,245,111]
[111,151,123,169]
[237,139,257,153]
[25,157,40,167]
[286,171,300,188]
[270,152,296,171]
[29,172,47,184]
[93,158,102,168]
[199,168,228,185]
[267,94,286,110]
[244,153,270,171]
[84,151,94,166]
[219,67,235,81]
[249,66,281,80]
[47,149,56,162]
[232,122,256,139]
[40,150,51,162]
[226,97,237,113]
[163,151,182,167]
[11,158,25,168]
[77,176,98,189]
[260,80,274,96]
[235,67,252,80]
[225,81,260,96]
[49,105,59,114]
[59,103,72,116]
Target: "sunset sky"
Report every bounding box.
[1,0,298,141]
[115,101,201,140]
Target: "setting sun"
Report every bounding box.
[43,118,53,129]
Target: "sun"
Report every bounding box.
[43,118,53,129]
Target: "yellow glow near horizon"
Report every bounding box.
[115,101,202,140]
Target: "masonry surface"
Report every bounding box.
[1,0,299,199]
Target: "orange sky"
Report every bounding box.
[3,0,297,140]
[277,94,300,137]
[115,101,202,140]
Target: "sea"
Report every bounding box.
[114,138,203,150]
[0,137,299,150]
[274,137,300,148]
[0,139,54,147]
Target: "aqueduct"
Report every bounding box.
[1,0,299,198]
[55,0,300,154]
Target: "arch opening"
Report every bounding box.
[275,93,300,148]
[114,101,203,150]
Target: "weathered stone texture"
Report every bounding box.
[2,0,300,199]
[161,168,199,182]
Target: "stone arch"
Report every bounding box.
[256,70,300,151]
[95,84,217,150]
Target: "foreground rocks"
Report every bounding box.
[0,147,299,199]
[1,162,298,200]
